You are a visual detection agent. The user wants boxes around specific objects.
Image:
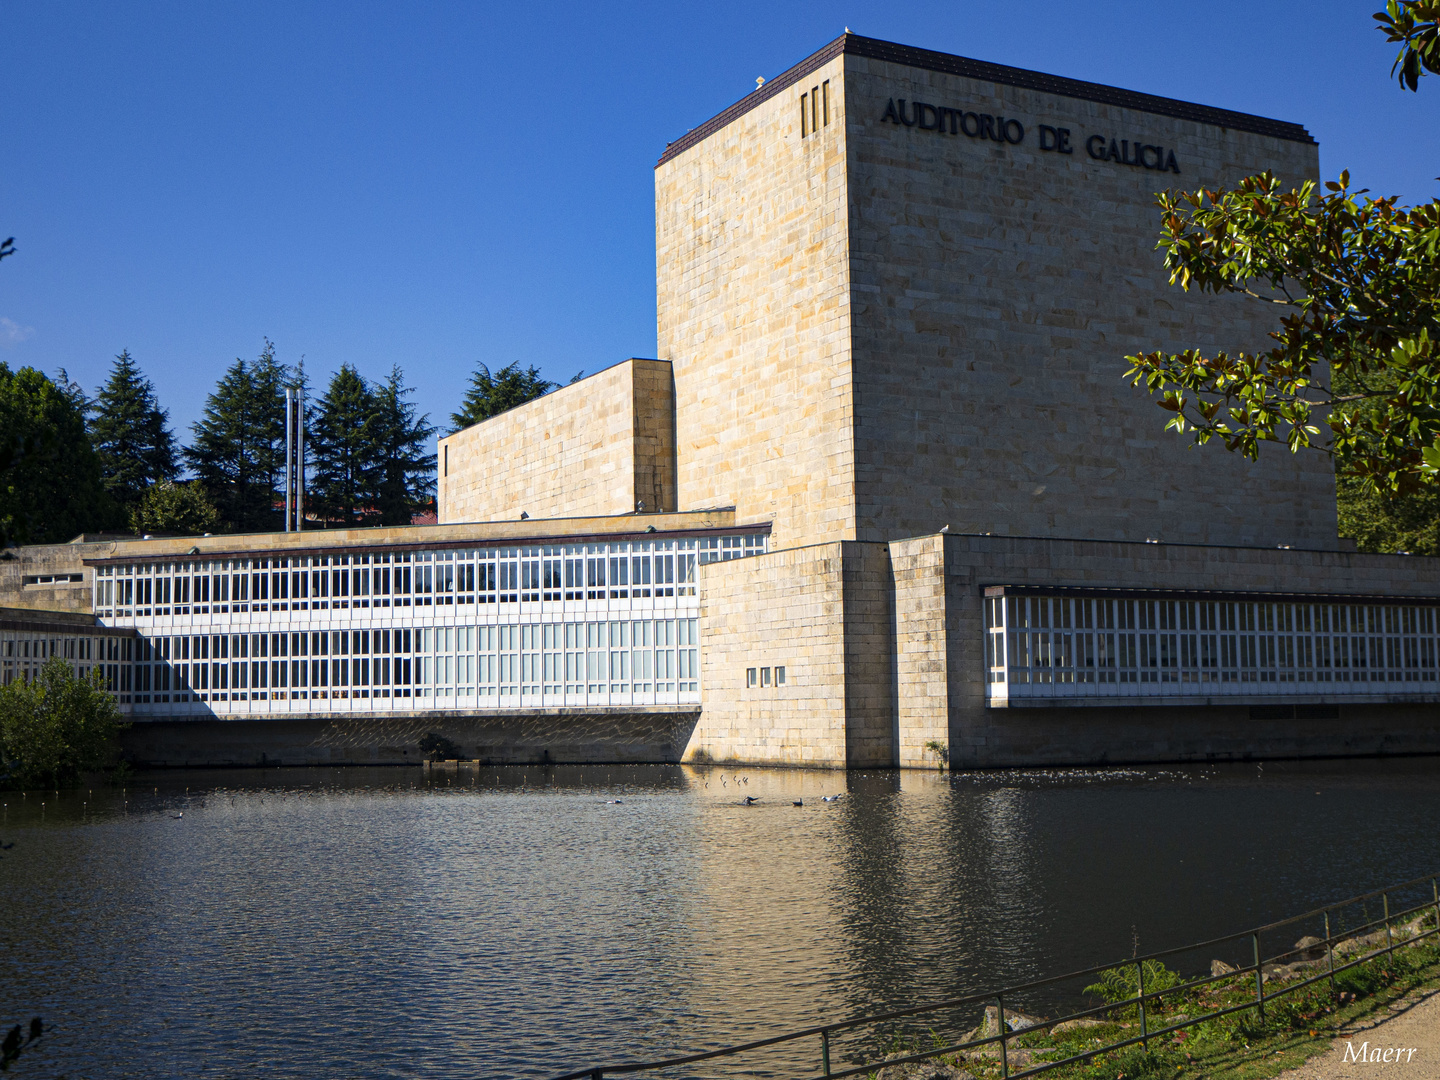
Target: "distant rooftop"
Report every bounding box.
[657,33,1315,166]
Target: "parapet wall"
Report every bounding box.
[437,358,677,523]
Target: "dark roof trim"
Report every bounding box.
[657,33,1313,166]
[81,522,774,567]
[0,617,133,637]
[984,584,1440,608]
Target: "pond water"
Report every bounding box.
[1,757,1438,1079]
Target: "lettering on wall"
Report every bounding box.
[878,97,1181,174]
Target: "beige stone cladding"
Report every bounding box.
[437,358,676,524]
[655,53,855,550]
[844,54,1337,548]
[939,533,1440,766]
[689,540,893,768]
[889,534,950,767]
[0,540,98,613]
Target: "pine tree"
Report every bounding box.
[310,364,380,527]
[371,365,436,525]
[184,341,291,532]
[450,362,555,432]
[89,350,178,513]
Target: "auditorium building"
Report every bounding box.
[4,33,1439,769]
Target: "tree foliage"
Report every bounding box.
[1376,0,1440,91]
[129,479,220,536]
[90,350,178,513]
[450,362,556,432]
[308,364,436,527]
[1125,172,1440,495]
[0,657,126,790]
[0,364,114,545]
[184,341,292,532]
[1128,3,1440,505]
[310,364,379,527]
[371,365,436,525]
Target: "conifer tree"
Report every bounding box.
[449,362,555,432]
[371,365,436,525]
[184,341,291,532]
[310,364,380,527]
[89,350,178,513]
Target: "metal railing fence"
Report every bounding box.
[547,871,1440,1080]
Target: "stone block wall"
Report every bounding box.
[888,534,949,767]
[689,542,852,767]
[844,56,1337,550]
[655,53,857,550]
[842,541,896,766]
[941,534,1440,766]
[657,37,1339,552]
[437,358,676,524]
[0,541,102,614]
[631,358,677,513]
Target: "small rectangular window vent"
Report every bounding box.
[800,80,830,138]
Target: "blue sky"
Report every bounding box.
[2,1,1437,447]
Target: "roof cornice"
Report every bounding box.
[656,33,1314,167]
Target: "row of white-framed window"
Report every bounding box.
[93,535,766,620]
[986,594,1440,693]
[118,619,701,709]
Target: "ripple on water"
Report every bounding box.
[1,758,1438,1078]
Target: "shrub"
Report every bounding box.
[0,658,126,789]
[417,732,461,761]
[1084,960,1183,1013]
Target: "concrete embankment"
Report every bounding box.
[120,708,702,768]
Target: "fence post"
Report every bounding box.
[997,994,1009,1080]
[1137,960,1148,1050]
[1324,910,1336,994]
[1433,877,1439,936]
[591,1071,603,1080]
[1384,893,1393,955]
[821,1028,831,1078]
[1252,932,1265,1022]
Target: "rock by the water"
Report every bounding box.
[877,1053,973,1080]
[1291,935,1326,960]
[1210,959,1236,977]
[1051,1018,1108,1035]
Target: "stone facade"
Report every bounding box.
[888,534,951,767]
[691,542,852,768]
[656,36,1337,551]
[656,53,854,551]
[437,358,677,523]
[697,529,1440,769]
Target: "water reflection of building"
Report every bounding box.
[5,34,1440,769]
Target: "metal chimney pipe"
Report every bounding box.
[296,388,305,532]
[284,388,294,532]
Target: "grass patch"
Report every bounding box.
[868,918,1440,1080]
